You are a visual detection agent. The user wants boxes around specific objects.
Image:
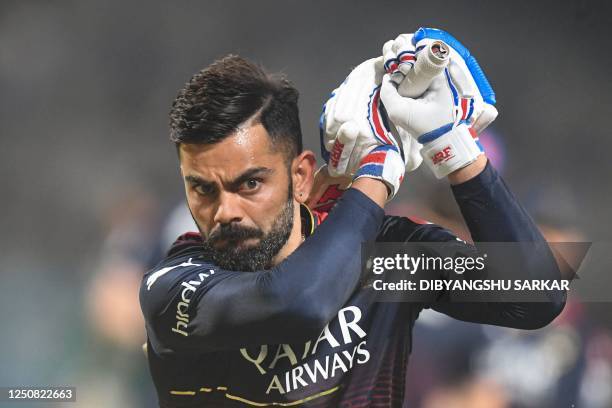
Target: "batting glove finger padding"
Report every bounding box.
[379,27,499,178]
[320,56,423,182]
[412,27,498,134]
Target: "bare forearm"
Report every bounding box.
[351,178,389,208]
[448,154,488,185]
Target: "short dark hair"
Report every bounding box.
[169,55,303,162]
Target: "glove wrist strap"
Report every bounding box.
[420,124,483,179]
[353,145,405,201]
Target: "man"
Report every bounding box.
[140,29,566,407]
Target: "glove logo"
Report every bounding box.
[330,141,345,169]
[431,146,454,165]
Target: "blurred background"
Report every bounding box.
[1,0,611,407]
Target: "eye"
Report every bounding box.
[194,184,216,196]
[242,178,261,191]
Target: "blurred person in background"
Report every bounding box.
[83,187,160,407]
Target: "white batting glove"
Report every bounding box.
[380,28,499,178]
[320,57,423,179]
[382,33,447,99]
[411,28,498,134]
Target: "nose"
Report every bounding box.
[212,191,244,225]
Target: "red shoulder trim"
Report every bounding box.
[168,231,202,256]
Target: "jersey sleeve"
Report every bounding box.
[381,160,566,329]
[140,188,384,355]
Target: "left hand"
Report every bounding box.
[380,28,499,178]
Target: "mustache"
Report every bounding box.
[207,223,264,244]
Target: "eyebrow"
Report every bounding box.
[184,167,274,191]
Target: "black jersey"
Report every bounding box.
[140,162,566,407]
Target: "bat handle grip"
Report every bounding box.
[398,41,450,98]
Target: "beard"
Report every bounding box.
[199,196,294,272]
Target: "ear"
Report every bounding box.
[290,150,317,204]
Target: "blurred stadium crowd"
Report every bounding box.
[1,1,611,407]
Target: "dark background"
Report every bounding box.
[1,1,610,407]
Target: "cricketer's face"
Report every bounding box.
[179,123,297,271]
